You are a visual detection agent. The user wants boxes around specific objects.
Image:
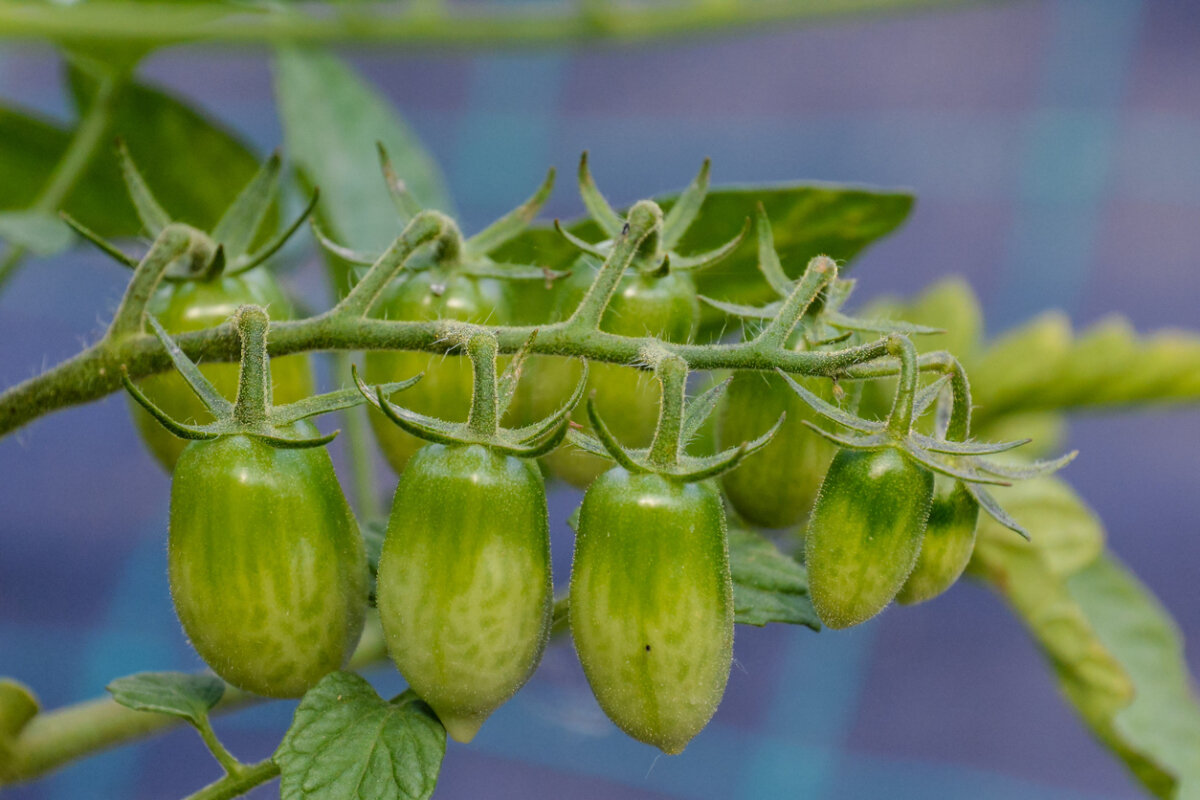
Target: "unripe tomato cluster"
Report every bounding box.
[130,159,1059,759]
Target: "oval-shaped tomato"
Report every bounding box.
[570,469,732,754]
[375,443,552,743]
[130,268,314,470]
[717,372,838,528]
[540,260,700,487]
[365,269,512,473]
[805,448,933,629]
[897,478,979,605]
[169,424,368,698]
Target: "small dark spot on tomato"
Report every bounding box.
[644,644,651,652]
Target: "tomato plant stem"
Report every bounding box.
[0,0,979,49]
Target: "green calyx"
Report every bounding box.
[64,141,316,283]
[571,349,783,482]
[355,329,588,459]
[778,333,1077,539]
[124,304,418,449]
[313,143,564,286]
[700,203,942,348]
[555,152,749,279]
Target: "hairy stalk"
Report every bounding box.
[0,0,981,48]
[0,317,893,440]
[0,72,123,293]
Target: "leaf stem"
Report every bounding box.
[192,716,243,777]
[1,617,387,787]
[0,72,123,294]
[182,759,279,800]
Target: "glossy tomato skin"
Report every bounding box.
[375,444,552,743]
[130,269,314,470]
[805,448,933,629]
[541,262,700,487]
[168,426,368,698]
[570,469,733,754]
[717,372,838,529]
[897,478,979,605]
[365,270,511,473]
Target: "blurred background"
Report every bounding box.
[2,0,1199,797]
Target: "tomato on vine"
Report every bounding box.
[316,148,561,474]
[355,332,586,742]
[124,306,415,697]
[66,144,320,471]
[131,269,313,469]
[539,155,748,486]
[568,353,781,753]
[780,332,1076,628]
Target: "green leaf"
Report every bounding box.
[273,46,452,256]
[68,67,271,237]
[728,527,820,630]
[0,211,74,255]
[1066,556,1200,799]
[275,672,445,800]
[106,672,224,728]
[0,103,133,235]
[969,480,1200,798]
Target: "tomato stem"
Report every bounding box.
[564,200,662,332]
[753,255,836,352]
[231,306,272,426]
[466,334,500,437]
[104,225,192,342]
[647,355,688,469]
[885,334,919,438]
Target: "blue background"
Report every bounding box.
[2,1,1199,797]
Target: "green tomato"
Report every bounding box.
[365,270,511,473]
[805,448,933,629]
[130,269,314,470]
[375,444,552,743]
[540,262,700,487]
[717,372,838,529]
[169,425,368,698]
[570,469,733,754]
[897,478,979,605]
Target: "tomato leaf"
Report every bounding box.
[969,479,1200,798]
[0,102,133,236]
[275,671,445,800]
[68,67,271,238]
[105,672,224,728]
[0,211,74,256]
[1065,556,1200,799]
[728,528,820,630]
[273,47,452,256]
